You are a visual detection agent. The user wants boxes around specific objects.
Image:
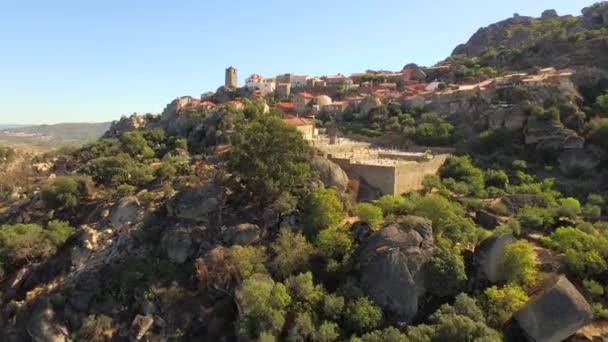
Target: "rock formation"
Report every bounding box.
[357,216,435,323]
[512,275,593,342]
[310,155,349,192]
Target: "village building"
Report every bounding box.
[282,116,315,140]
[324,74,354,88]
[198,101,216,112]
[245,74,276,95]
[276,83,291,100]
[291,75,310,88]
[278,101,296,114]
[293,92,315,114]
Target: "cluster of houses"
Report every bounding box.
[171,65,574,142]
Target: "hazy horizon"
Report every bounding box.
[0,0,592,125]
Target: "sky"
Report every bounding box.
[0,0,593,125]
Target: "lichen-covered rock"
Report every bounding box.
[26,303,69,342]
[167,184,224,224]
[311,155,349,192]
[221,223,262,246]
[162,227,196,264]
[108,196,141,228]
[357,216,435,323]
[513,275,593,342]
[558,148,601,176]
[472,233,516,284]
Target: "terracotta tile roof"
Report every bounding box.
[282,116,313,127]
[199,101,216,107]
[278,102,295,109]
[299,92,315,99]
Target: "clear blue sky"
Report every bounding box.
[0,0,592,124]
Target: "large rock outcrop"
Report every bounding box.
[471,233,516,285]
[311,155,349,192]
[357,216,435,323]
[524,117,584,150]
[512,275,593,342]
[103,114,158,139]
[167,184,225,224]
[221,223,262,246]
[26,303,69,342]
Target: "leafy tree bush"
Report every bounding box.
[316,321,340,342]
[354,327,408,342]
[583,278,605,301]
[285,272,324,312]
[0,221,74,266]
[83,153,153,187]
[315,226,353,261]
[586,117,608,151]
[516,206,555,231]
[345,297,383,334]
[354,203,383,230]
[482,285,529,327]
[424,248,467,298]
[303,188,344,238]
[230,245,268,279]
[42,176,91,210]
[410,194,481,244]
[440,155,485,195]
[485,169,509,190]
[587,193,605,206]
[322,293,345,321]
[374,195,406,216]
[270,229,313,279]
[227,116,313,213]
[503,240,537,288]
[554,197,581,219]
[120,131,155,159]
[543,226,608,277]
[414,112,454,146]
[236,276,292,339]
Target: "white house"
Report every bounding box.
[245,74,276,95]
[425,81,442,92]
[291,75,310,88]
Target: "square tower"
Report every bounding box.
[225,66,238,88]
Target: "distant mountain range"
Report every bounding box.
[0,122,111,152]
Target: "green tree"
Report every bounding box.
[303,188,344,238]
[120,131,154,159]
[440,155,485,195]
[345,297,383,334]
[285,272,324,312]
[482,285,529,327]
[236,276,292,338]
[0,221,74,266]
[424,248,467,298]
[485,169,509,190]
[270,229,313,279]
[322,293,345,321]
[316,321,340,342]
[354,203,383,230]
[374,195,406,216]
[315,226,353,260]
[554,197,581,219]
[516,206,555,231]
[356,327,409,342]
[543,226,608,277]
[42,176,90,210]
[503,240,537,288]
[230,245,268,279]
[227,116,313,213]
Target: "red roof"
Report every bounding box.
[278,102,295,110]
[198,101,215,107]
[299,92,315,99]
[282,116,312,127]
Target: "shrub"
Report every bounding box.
[120,131,154,159]
[485,169,509,189]
[354,203,383,230]
[554,197,581,219]
[583,278,604,300]
[503,240,537,288]
[517,206,554,231]
[230,245,268,279]
[374,195,406,216]
[315,226,353,260]
[303,188,344,238]
[236,276,291,339]
[424,248,467,297]
[440,155,485,195]
[482,285,529,327]
[42,176,90,210]
[543,227,608,278]
[0,221,74,266]
[345,297,383,334]
[270,229,313,279]
[587,194,605,206]
[322,293,345,320]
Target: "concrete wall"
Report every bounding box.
[328,154,448,196]
[331,157,396,195]
[393,154,448,194]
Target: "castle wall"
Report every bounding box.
[330,157,396,195]
[393,154,448,194]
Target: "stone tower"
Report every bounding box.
[225,66,238,88]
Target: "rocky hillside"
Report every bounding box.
[2,3,608,342]
[450,3,608,71]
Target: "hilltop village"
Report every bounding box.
[159,64,577,196]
